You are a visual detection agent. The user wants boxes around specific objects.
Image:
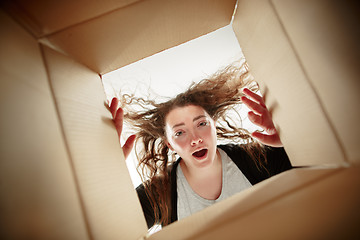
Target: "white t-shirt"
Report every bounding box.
[177,148,252,220]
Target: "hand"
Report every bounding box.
[109,97,136,159]
[241,88,283,147]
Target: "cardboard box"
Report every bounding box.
[1,0,359,239]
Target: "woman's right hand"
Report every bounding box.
[109,97,136,159]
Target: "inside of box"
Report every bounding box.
[1,0,359,239]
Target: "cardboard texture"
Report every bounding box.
[179,166,360,240]
[0,10,88,239]
[40,0,236,74]
[1,0,141,37]
[232,0,345,166]
[1,0,359,239]
[272,0,360,164]
[41,45,147,239]
[149,166,360,240]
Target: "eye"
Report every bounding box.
[198,121,208,127]
[175,131,184,137]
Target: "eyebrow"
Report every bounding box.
[172,115,206,129]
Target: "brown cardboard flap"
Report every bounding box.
[149,166,360,240]
[0,10,88,239]
[1,0,141,37]
[41,45,148,239]
[41,0,236,74]
[232,0,345,167]
[272,0,360,165]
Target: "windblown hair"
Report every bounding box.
[119,61,266,226]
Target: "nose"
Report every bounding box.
[190,133,203,146]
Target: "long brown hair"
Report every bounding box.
[119,61,266,226]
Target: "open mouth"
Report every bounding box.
[192,149,208,159]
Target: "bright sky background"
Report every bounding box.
[102,24,260,188]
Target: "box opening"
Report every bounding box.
[102,25,261,188]
[101,25,264,234]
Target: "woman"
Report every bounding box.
[108,63,292,229]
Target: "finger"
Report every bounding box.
[241,96,265,115]
[109,97,119,118]
[251,132,283,147]
[248,111,277,133]
[122,134,136,159]
[248,111,263,126]
[242,88,266,108]
[104,101,110,111]
[114,107,124,138]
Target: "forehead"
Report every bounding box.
[165,105,209,125]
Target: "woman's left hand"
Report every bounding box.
[241,88,283,147]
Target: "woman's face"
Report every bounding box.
[164,105,218,169]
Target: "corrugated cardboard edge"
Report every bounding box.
[41,44,148,239]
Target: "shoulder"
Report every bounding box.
[218,143,292,184]
[135,164,177,228]
[136,159,179,199]
[218,144,251,163]
[261,146,293,175]
[135,181,154,228]
[218,143,291,169]
[218,143,260,172]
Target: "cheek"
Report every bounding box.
[201,126,216,139]
[206,127,218,145]
[171,137,188,150]
[211,126,217,138]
